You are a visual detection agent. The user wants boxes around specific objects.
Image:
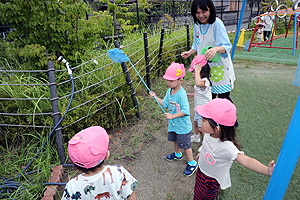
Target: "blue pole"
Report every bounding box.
[293,13,298,56]
[231,0,247,61]
[263,92,300,199]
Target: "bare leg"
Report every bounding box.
[194,121,200,136]
[184,148,194,162]
[174,141,181,154]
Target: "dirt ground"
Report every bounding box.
[59,60,291,200]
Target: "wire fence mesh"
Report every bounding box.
[0,25,191,135]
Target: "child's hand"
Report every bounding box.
[196,153,200,161]
[268,160,275,176]
[164,113,173,120]
[194,64,202,72]
[149,91,156,98]
[187,93,195,98]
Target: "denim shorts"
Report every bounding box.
[194,111,202,128]
[167,131,191,149]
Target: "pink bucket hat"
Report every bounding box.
[189,55,207,72]
[68,126,109,169]
[163,62,185,80]
[196,98,237,126]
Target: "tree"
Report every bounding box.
[0,0,138,68]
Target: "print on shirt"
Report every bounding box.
[71,191,81,200]
[169,101,180,113]
[111,164,122,173]
[103,167,114,185]
[211,65,224,82]
[63,188,70,198]
[205,152,216,166]
[95,192,113,200]
[131,180,138,191]
[121,172,129,190]
[84,183,95,195]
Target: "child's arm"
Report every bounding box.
[194,65,206,87]
[187,93,194,98]
[235,153,275,176]
[149,91,163,106]
[127,191,137,200]
[165,111,186,120]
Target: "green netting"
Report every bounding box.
[234,36,300,65]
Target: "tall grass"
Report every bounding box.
[0,130,60,199]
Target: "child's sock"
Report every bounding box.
[188,159,197,166]
[175,152,182,157]
[194,134,200,138]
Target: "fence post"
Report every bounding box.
[173,0,175,26]
[114,41,141,119]
[143,32,151,90]
[237,0,240,30]
[158,28,165,77]
[221,0,224,21]
[136,0,140,25]
[186,24,191,65]
[47,61,65,164]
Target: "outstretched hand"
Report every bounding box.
[268,160,276,176]
[181,51,191,59]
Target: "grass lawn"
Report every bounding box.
[219,64,300,199]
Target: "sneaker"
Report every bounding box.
[183,163,197,177]
[191,134,201,143]
[166,152,183,161]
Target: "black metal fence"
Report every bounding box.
[0,25,193,163]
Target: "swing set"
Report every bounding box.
[247,6,300,55]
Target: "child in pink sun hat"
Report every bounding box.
[149,62,197,177]
[62,126,138,200]
[193,98,275,200]
[257,23,264,43]
[187,55,212,143]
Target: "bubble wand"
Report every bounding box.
[108,48,175,126]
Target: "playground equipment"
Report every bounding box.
[247,7,300,55]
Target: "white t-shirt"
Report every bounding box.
[61,165,137,200]
[194,77,212,110]
[261,14,274,31]
[257,28,263,39]
[198,133,243,189]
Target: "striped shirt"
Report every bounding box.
[194,78,212,110]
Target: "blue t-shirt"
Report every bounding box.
[163,86,192,134]
[191,18,232,58]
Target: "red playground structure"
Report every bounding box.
[248,7,300,55]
